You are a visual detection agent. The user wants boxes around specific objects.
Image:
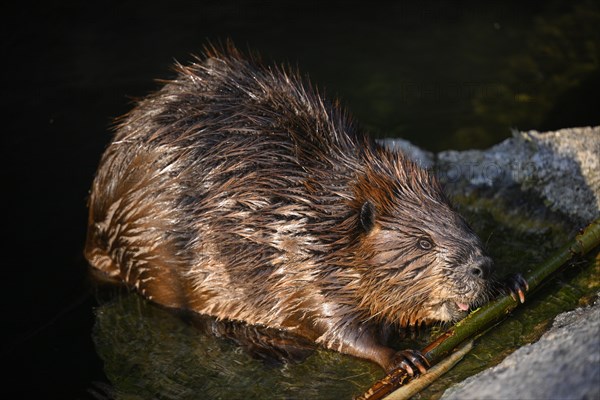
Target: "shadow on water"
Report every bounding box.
[93,290,381,400]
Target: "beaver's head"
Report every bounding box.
[351,149,492,327]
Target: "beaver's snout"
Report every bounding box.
[466,256,493,280]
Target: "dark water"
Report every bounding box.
[2,1,598,398]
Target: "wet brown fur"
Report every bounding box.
[85,44,493,371]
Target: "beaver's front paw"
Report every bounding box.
[386,349,430,376]
[501,273,529,303]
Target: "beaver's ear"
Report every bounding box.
[360,201,375,233]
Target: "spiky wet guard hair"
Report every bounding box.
[86,44,490,345]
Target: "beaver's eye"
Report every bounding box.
[418,238,433,250]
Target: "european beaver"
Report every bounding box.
[85,45,524,374]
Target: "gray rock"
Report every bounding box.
[382,127,600,223]
[441,296,600,400]
[436,126,600,223]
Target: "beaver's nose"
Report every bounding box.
[468,256,492,279]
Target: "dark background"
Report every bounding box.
[2,1,598,398]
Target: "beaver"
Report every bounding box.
[85,45,525,375]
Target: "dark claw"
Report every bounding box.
[502,273,529,304]
[389,349,430,376]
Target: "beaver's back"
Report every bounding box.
[85,49,368,335]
